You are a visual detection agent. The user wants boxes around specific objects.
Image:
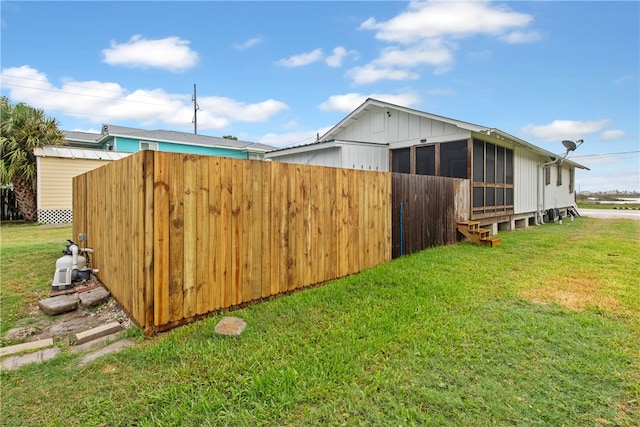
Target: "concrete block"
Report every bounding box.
[75,321,122,345]
[78,340,134,367]
[38,295,77,315]
[1,348,61,371]
[214,316,247,337]
[78,286,110,307]
[0,338,54,357]
[70,332,123,353]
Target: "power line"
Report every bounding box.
[1,82,183,109]
[1,72,171,102]
[570,151,639,158]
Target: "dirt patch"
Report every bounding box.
[3,276,133,345]
[522,273,624,313]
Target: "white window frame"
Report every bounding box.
[139,141,159,151]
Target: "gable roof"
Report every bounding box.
[100,124,274,153]
[317,98,588,170]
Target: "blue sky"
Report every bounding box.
[1,1,638,192]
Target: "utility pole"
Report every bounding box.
[192,83,199,135]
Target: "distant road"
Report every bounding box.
[578,208,640,220]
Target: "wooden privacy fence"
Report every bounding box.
[392,173,469,258]
[73,151,391,333]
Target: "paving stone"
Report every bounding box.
[70,332,123,353]
[1,347,61,371]
[214,316,247,337]
[0,338,54,357]
[78,339,134,367]
[75,322,122,345]
[38,295,78,315]
[78,286,110,307]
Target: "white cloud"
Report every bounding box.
[500,30,542,44]
[0,65,287,131]
[326,47,348,68]
[360,1,534,43]
[347,65,419,85]
[600,129,625,141]
[102,35,198,72]
[318,92,421,113]
[234,36,263,50]
[354,1,539,84]
[376,41,454,68]
[276,49,324,67]
[521,119,612,141]
[259,127,332,148]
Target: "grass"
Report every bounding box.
[1,218,639,426]
[576,200,640,210]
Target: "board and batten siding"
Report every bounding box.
[513,147,539,214]
[269,147,342,168]
[513,146,576,215]
[333,107,465,146]
[37,157,111,209]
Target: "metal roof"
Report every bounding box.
[62,130,103,143]
[270,98,588,170]
[100,124,274,153]
[34,146,132,161]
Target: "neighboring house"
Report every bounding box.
[266,98,589,232]
[34,125,274,224]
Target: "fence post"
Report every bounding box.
[399,203,404,257]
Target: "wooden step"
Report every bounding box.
[481,236,502,248]
[456,221,479,232]
[455,221,502,248]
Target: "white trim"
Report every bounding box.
[139,141,159,151]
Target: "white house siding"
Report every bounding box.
[513,147,540,214]
[543,164,576,211]
[513,146,576,220]
[333,107,465,147]
[268,147,342,167]
[341,144,389,171]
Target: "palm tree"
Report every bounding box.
[1,97,66,222]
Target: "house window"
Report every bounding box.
[415,145,435,175]
[556,165,562,186]
[391,148,411,173]
[545,167,551,186]
[472,139,514,217]
[440,141,468,179]
[140,141,159,151]
[569,168,575,193]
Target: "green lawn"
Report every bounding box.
[1,218,639,426]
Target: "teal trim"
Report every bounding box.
[111,136,247,158]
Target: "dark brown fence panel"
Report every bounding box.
[74,151,391,333]
[1,187,23,221]
[392,173,469,258]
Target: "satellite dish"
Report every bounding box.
[562,140,577,152]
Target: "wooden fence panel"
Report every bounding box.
[73,151,392,333]
[391,173,469,258]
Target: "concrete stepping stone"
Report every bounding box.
[75,322,122,345]
[214,316,247,337]
[1,347,61,371]
[78,340,134,367]
[78,286,110,307]
[38,295,77,315]
[0,338,54,357]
